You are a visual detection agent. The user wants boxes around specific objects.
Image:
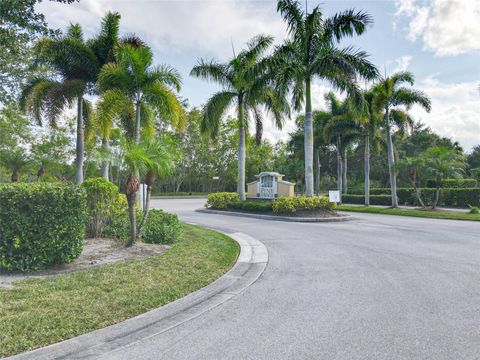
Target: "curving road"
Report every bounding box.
[90,198,479,360]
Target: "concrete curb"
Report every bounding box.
[196,208,355,223]
[6,231,268,360]
[151,195,208,199]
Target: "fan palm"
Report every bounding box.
[98,43,185,145]
[276,0,378,196]
[190,34,290,200]
[0,148,31,182]
[372,71,431,207]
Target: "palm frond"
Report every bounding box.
[190,59,232,88]
[392,87,432,112]
[143,82,186,131]
[277,0,305,35]
[323,9,373,42]
[201,91,237,137]
[148,64,182,92]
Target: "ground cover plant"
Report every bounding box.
[0,224,239,357]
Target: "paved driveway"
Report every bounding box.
[110,199,479,359]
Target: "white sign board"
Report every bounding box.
[212,176,219,180]
[329,190,340,203]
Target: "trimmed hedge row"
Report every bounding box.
[206,192,336,214]
[0,183,86,271]
[426,178,477,188]
[344,188,480,207]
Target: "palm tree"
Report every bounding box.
[98,44,185,145]
[276,0,378,196]
[322,92,361,200]
[190,35,290,200]
[20,23,99,184]
[20,12,122,184]
[0,148,31,182]
[372,71,431,207]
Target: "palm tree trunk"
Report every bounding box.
[101,137,109,180]
[11,170,19,182]
[342,149,347,194]
[304,78,314,197]
[126,193,136,246]
[336,136,343,202]
[315,148,321,196]
[75,96,84,184]
[134,101,141,144]
[364,134,370,206]
[137,185,152,235]
[432,187,440,209]
[237,95,246,201]
[385,109,398,207]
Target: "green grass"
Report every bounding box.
[0,224,239,357]
[337,205,480,221]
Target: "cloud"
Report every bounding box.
[392,55,412,72]
[410,76,480,151]
[36,0,287,59]
[394,0,480,56]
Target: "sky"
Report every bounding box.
[36,0,480,151]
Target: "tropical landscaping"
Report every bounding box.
[0,0,479,356]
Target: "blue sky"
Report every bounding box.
[37,0,479,150]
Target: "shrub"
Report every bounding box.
[206,192,239,209]
[272,196,335,214]
[81,177,126,238]
[342,194,392,206]
[0,183,86,271]
[469,205,479,214]
[229,200,273,212]
[426,178,478,188]
[140,210,182,244]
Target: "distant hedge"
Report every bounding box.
[426,178,478,188]
[0,183,86,271]
[344,188,480,208]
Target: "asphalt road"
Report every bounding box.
[107,199,480,359]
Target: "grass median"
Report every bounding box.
[337,205,480,221]
[0,224,239,357]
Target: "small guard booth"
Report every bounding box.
[247,172,295,199]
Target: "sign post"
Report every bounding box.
[329,190,340,204]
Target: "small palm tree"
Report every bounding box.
[0,148,31,182]
[98,43,185,145]
[372,71,431,207]
[276,0,378,196]
[190,34,289,200]
[120,136,176,246]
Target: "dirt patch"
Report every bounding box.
[0,238,169,288]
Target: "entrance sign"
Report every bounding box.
[329,190,340,203]
[246,172,295,199]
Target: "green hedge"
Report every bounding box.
[206,193,336,214]
[140,210,182,244]
[345,188,480,207]
[342,194,391,206]
[0,183,86,271]
[426,178,477,188]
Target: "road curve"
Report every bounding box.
[22,199,480,359]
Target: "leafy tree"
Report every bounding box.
[275,0,378,196]
[0,148,31,182]
[372,71,431,207]
[467,145,480,178]
[190,34,289,200]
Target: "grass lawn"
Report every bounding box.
[0,224,239,357]
[337,205,480,221]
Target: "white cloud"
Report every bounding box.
[392,55,412,72]
[394,0,480,56]
[36,0,287,59]
[410,76,480,151]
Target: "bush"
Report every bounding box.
[426,178,478,188]
[140,210,182,244]
[272,196,335,214]
[342,194,392,206]
[0,183,86,271]
[229,200,273,212]
[469,206,479,214]
[81,178,126,238]
[206,192,239,209]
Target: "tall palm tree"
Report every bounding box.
[190,35,290,200]
[20,23,99,184]
[322,92,361,200]
[20,12,122,184]
[372,71,431,207]
[98,44,185,145]
[276,0,378,197]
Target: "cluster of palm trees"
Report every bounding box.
[20,12,184,244]
[194,0,431,207]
